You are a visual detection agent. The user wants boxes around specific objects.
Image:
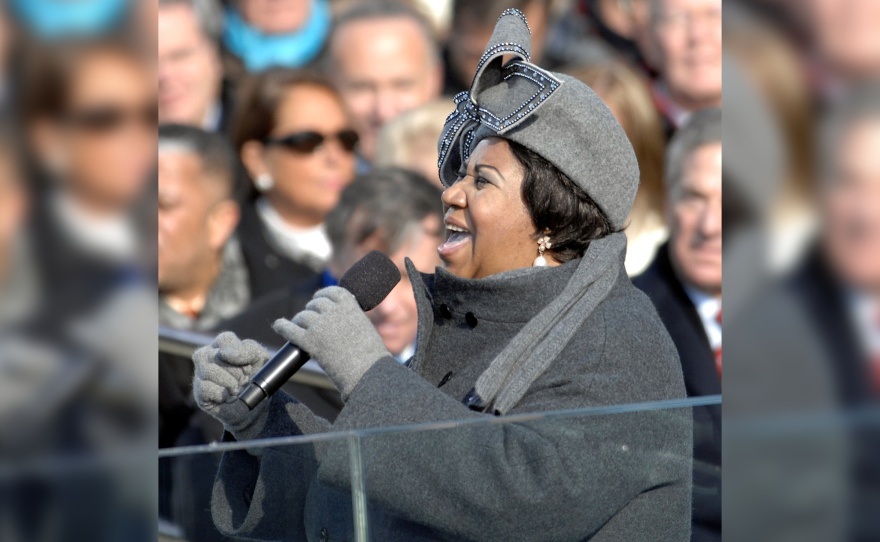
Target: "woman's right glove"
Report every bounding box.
[192,331,271,441]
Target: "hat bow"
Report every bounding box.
[437,9,564,186]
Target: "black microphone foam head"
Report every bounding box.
[339,250,402,311]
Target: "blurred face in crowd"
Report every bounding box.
[0,152,26,279]
[440,137,543,279]
[330,16,442,160]
[667,142,722,298]
[596,0,635,39]
[138,0,159,47]
[158,3,224,127]
[628,0,662,70]
[823,119,880,295]
[446,18,493,92]
[448,1,548,90]
[810,0,880,78]
[51,50,157,213]
[651,0,722,110]
[238,0,310,35]
[157,149,239,299]
[331,215,443,356]
[241,84,356,227]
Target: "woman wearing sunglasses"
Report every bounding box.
[232,69,358,297]
[22,39,156,311]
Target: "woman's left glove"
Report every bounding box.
[192,331,271,441]
[273,286,391,401]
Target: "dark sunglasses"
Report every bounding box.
[263,129,359,154]
[65,104,158,133]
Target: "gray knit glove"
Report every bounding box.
[192,331,271,441]
[272,286,390,401]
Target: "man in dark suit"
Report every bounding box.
[157,124,248,450]
[158,124,247,334]
[793,88,880,405]
[634,108,722,542]
[783,87,880,541]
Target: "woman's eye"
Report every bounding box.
[474,175,488,187]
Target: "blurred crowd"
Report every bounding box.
[0,0,875,540]
[153,0,871,540]
[154,0,727,463]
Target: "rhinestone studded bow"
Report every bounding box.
[436,8,563,187]
[538,236,552,252]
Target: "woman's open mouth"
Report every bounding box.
[438,223,472,258]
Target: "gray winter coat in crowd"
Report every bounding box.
[209,243,692,542]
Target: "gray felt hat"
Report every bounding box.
[437,8,639,229]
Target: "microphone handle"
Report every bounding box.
[238,343,311,410]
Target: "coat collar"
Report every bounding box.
[403,258,579,371]
[422,260,579,323]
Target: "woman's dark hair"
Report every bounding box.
[508,139,617,262]
[231,68,341,151]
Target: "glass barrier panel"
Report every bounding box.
[159,432,353,542]
[351,399,719,542]
[158,396,719,542]
[725,406,880,542]
[1,449,156,542]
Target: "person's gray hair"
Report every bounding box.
[664,108,722,198]
[326,168,443,262]
[328,0,439,66]
[819,83,880,184]
[158,0,224,43]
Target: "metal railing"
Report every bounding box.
[159,325,336,390]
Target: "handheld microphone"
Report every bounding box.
[238,250,401,410]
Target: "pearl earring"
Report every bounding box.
[254,173,274,192]
[533,236,552,267]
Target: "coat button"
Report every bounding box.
[320,528,328,541]
[439,303,453,319]
[438,371,454,387]
[463,390,485,411]
[465,312,478,328]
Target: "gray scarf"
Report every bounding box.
[474,231,627,414]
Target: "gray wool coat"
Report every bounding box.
[210,257,692,542]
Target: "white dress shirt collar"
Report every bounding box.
[255,197,331,270]
[51,189,137,262]
[845,289,880,357]
[682,285,722,350]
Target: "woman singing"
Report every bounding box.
[193,9,691,541]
